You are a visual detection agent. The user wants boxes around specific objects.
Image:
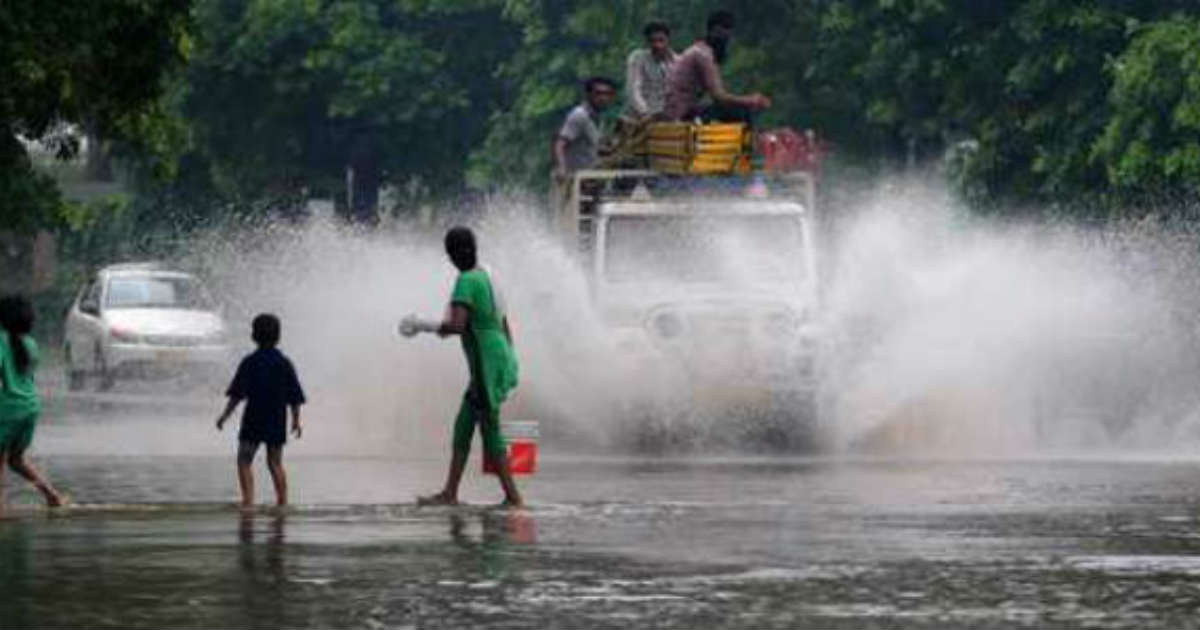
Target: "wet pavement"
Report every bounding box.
[5,402,1200,628]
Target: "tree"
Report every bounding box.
[1093,15,1200,201]
[148,0,519,222]
[802,1,1200,211]
[0,0,192,231]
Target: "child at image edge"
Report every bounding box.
[0,294,65,513]
[217,314,306,508]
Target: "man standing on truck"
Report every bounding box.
[664,10,772,124]
[624,21,677,120]
[552,76,617,177]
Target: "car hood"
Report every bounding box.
[103,308,225,336]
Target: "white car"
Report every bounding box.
[63,263,231,391]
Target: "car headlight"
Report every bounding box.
[109,326,141,344]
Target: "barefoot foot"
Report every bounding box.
[417,492,458,507]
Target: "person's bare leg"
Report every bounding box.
[492,453,524,507]
[237,461,254,508]
[8,453,64,507]
[266,446,287,507]
[419,451,467,505]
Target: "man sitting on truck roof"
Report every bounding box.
[553,76,617,177]
[664,10,771,124]
[624,21,677,120]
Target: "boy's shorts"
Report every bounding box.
[0,414,37,455]
[238,440,282,464]
[452,387,506,460]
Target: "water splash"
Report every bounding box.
[823,180,1200,455]
[48,181,1200,459]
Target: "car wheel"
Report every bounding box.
[65,345,87,391]
[95,346,116,392]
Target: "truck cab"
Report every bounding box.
[553,167,826,450]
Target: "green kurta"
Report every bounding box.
[450,269,518,409]
[0,334,41,422]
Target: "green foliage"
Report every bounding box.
[145,0,520,221]
[797,1,1200,212]
[10,0,1200,229]
[1093,15,1200,198]
[124,0,1200,215]
[0,136,63,233]
[0,0,191,231]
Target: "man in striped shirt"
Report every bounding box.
[624,21,677,120]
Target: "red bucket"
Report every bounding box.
[483,421,538,475]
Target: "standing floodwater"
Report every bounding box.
[8,186,1200,628]
[8,424,1200,629]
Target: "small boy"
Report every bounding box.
[216,314,306,508]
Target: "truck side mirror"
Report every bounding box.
[80,298,99,316]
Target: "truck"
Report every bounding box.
[551,124,827,450]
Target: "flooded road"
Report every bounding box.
[6,400,1200,628]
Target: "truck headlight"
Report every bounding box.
[651,312,685,340]
[763,311,800,337]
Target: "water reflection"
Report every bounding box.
[447,510,538,548]
[0,522,33,628]
[236,511,288,625]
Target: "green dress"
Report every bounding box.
[0,334,41,452]
[449,269,519,458]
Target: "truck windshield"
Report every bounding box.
[106,276,215,310]
[604,215,805,284]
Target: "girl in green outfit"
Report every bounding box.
[0,295,65,514]
[401,227,523,507]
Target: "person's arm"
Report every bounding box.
[218,360,248,429]
[553,137,570,176]
[437,304,470,337]
[701,55,771,111]
[627,51,649,116]
[285,361,305,439]
[503,316,514,346]
[401,277,474,339]
[554,109,585,176]
[290,404,302,438]
[216,396,241,430]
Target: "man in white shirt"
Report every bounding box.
[624,21,677,120]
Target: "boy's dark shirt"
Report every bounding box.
[226,347,305,445]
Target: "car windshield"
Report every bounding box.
[604,214,805,284]
[105,275,215,310]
